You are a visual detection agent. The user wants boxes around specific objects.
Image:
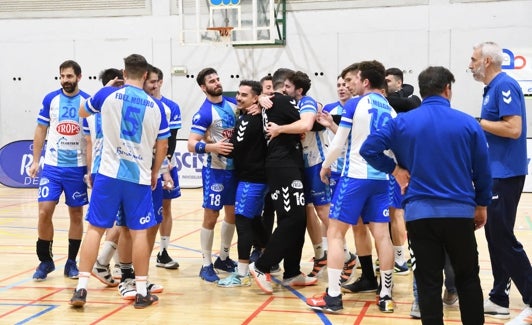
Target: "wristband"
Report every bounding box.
[195,141,206,154]
[475,117,482,123]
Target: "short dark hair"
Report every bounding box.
[260,75,272,84]
[196,67,218,86]
[239,80,262,96]
[358,60,386,89]
[147,64,161,79]
[60,60,82,76]
[287,71,311,95]
[124,54,148,79]
[385,67,403,82]
[271,68,294,91]
[418,66,455,98]
[340,63,359,79]
[98,68,123,86]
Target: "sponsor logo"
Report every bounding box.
[56,121,80,135]
[39,177,50,186]
[291,180,303,189]
[139,216,151,225]
[211,183,224,192]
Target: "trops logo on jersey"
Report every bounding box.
[56,121,80,135]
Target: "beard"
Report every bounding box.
[472,65,485,82]
[206,86,223,97]
[62,81,78,94]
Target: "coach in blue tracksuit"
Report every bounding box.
[360,66,492,325]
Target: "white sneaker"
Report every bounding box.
[484,299,510,319]
[112,264,122,279]
[249,262,273,294]
[282,272,318,286]
[92,261,118,287]
[118,278,136,300]
[505,306,532,325]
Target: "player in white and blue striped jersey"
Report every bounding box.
[28,60,90,282]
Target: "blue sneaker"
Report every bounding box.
[64,259,79,279]
[199,264,220,282]
[33,260,55,281]
[213,257,237,273]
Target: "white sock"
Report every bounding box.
[113,249,120,267]
[76,272,90,290]
[379,270,393,298]
[394,246,406,265]
[327,268,342,297]
[219,221,235,261]
[136,275,147,296]
[322,237,328,251]
[160,236,170,253]
[200,227,214,266]
[313,243,324,259]
[237,262,249,277]
[97,241,117,266]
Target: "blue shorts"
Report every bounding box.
[152,178,164,224]
[304,163,331,206]
[162,167,181,200]
[86,174,156,230]
[389,175,404,209]
[202,167,237,210]
[38,165,88,207]
[235,182,269,219]
[330,177,390,225]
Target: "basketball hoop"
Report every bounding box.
[207,26,234,46]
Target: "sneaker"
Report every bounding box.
[341,276,378,293]
[443,289,458,306]
[213,257,237,273]
[64,259,79,279]
[306,291,343,313]
[249,262,273,294]
[378,295,394,313]
[410,302,421,319]
[250,248,262,264]
[118,278,137,300]
[282,273,318,287]
[407,258,413,268]
[147,281,163,293]
[217,272,251,288]
[69,288,87,308]
[504,306,532,325]
[156,249,179,269]
[33,260,55,281]
[270,264,281,273]
[340,253,357,284]
[394,262,410,275]
[199,264,220,283]
[307,251,327,278]
[92,261,118,287]
[133,293,159,309]
[484,299,510,319]
[112,264,122,279]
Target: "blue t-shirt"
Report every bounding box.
[480,72,527,178]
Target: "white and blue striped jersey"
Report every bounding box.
[299,95,326,168]
[82,114,103,174]
[37,89,90,167]
[161,96,182,131]
[84,85,170,185]
[190,96,237,170]
[323,100,347,174]
[340,92,396,180]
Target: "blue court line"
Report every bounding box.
[272,277,333,325]
[0,303,58,325]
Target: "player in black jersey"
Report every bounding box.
[249,68,317,294]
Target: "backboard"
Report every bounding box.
[178,0,285,46]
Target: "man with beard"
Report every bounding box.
[187,67,238,282]
[470,41,532,325]
[29,60,90,281]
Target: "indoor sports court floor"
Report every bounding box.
[0,186,530,324]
